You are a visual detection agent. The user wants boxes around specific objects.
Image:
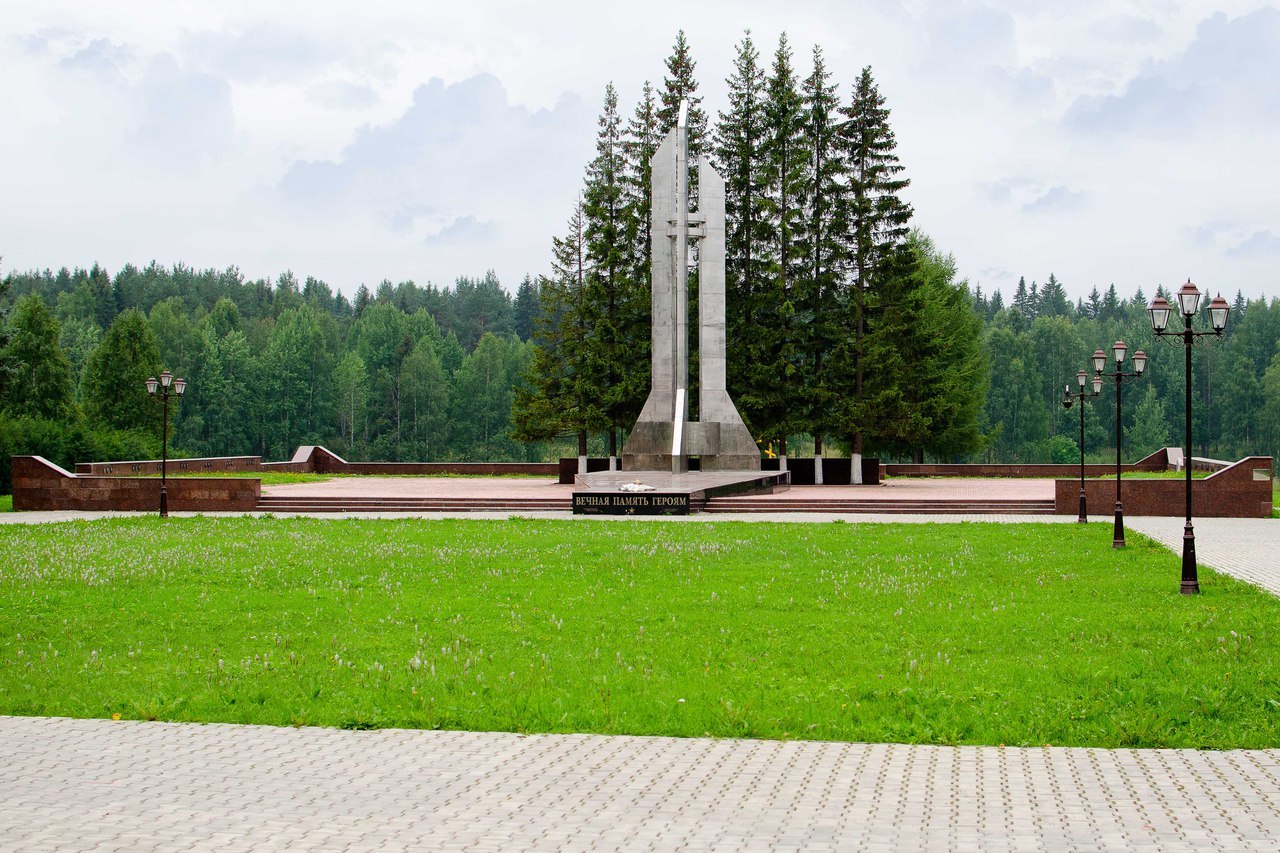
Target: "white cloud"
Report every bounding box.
[1,1,1278,301]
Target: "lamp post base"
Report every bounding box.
[1112,503,1125,548]
[1077,490,1087,524]
[1181,521,1200,595]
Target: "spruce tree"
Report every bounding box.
[0,264,12,404]
[1039,273,1070,317]
[752,33,808,459]
[656,30,709,156]
[795,44,845,478]
[511,198,607,467]
[513,275,538,342]
[82,309,163,433]
[622,80,660,291]
[1,294,76,420]
[833,66,913,479]
[582,83,646,463]
[895,232,988,461]
[713,31,769,443]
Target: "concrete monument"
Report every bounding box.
[622,101,759,473]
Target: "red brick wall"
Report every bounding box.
[13,456,260,512]
[1053,457,1273,518]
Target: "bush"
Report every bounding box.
[0,415,161,493]
[1049,434,1079,465]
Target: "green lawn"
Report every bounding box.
[2,518,1277,748]
[0,495,11,512]
[144,471,332,486]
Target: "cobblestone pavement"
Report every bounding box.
[2,717,1278,852]
[1126,517,1280,596]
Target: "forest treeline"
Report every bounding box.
[3,31,1279,491]
[2,255,1278,494]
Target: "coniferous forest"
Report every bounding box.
[3,32,1279,493]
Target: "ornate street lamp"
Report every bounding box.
[1062,368,1103,523]
[145,369,186,517]
[1149,280,1229,594]
[1094,341,1147,547]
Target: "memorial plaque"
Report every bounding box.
[572,493,690,516]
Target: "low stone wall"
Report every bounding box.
[284,446,556,477]
[12,456,260,512]
[885,449,1170,479]
[75,456,263,476]
[1054,456,1273,518]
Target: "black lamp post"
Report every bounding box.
[1093,341,1147,548]
[146,370,186,517]
[1062,368,1103,523]
[1149,281,1229,595]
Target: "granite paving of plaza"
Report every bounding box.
[2,716,1278,852]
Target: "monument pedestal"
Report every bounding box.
[573,469,789,515]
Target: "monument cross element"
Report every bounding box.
[622,100,758,473]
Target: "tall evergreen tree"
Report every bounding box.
[1,295,76,420]
[0,264,17,407]
[511,198,607,465]
[1038,273,1070,317]
[713,31,770,443]
[892,232,988,462]
[582,82,646,462]
[656,30,709,156]
[795,43,846,479]
[622,80,661,293]
[82,309,163,433]
[833,65,914,480]
[750,33,808,458]
[513,275,538,342]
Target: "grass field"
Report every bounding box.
[156,471,333,486]
[2,517,1277,748]
[0,495,11,512]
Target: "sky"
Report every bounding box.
[2,0,1278,304]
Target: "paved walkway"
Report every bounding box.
[2,717,1277,851]
[1126,516,1280,597]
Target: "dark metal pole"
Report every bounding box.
[1182,322,1199,594]
[160,391,169,518]
[1077,397,1087,523]
[1113,371,1124,547]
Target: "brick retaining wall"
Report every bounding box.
[1053,456,1273,518]
[13,456,260,512]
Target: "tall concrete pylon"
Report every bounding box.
[622,101,758,473]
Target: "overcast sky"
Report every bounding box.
[3,1,1277,303]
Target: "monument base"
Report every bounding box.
[572,469,789,515]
